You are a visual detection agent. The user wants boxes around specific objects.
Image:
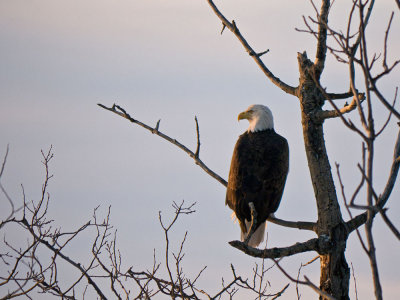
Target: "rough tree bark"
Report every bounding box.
[207,0,353,298]
[297,52,350,299]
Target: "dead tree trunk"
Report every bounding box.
[297,52,350,299]
[204,0,355,298]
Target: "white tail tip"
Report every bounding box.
[241,220,267,248]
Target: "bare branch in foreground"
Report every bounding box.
[1,147,110,300]
[303,275,337,300]
[1,149,290,299]
[296,255,320,299]
[272,258,337,300]
[128,201,289,299]
[347,129,400,233]
[335,162,368,253]
[0,144,17,224]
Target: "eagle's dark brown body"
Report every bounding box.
[226,129,289,237]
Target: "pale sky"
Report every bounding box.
[1,0,399,299]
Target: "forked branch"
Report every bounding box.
[98,103,228,187]
[315,95,360,122]
[347,129,400,233]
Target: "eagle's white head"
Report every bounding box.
[238,104,274,133]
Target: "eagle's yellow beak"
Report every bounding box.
[238,111,251,121]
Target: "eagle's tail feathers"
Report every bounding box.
[241,220,266,248]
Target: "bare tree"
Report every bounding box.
[0,147,288,299]
[97,1,399,299]
[1,1,399,299]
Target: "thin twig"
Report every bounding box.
[194,116,200,158]
[272,259,337,300]
[380,209,400,240]
[376,87,398,137]
[0,144,9,178]
[350,262,359,300]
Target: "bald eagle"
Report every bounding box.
[226,105,289,247]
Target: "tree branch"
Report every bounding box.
[194,116,200,158]
[98,103,227,187]
[229,235,331,259]
[347,129,400,233]
[325,91,358,100]
[21,218,108,300]
[268,215,317,232]
[0,145,17,225]
[0,144,9,178]
[380,209,400,240]
[315,96,358,121]
[314,0,331,79]
[273,258,337,300]
[312,76,369,141]
[206,0,297,96]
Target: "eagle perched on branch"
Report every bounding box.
[226,105,289,247]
